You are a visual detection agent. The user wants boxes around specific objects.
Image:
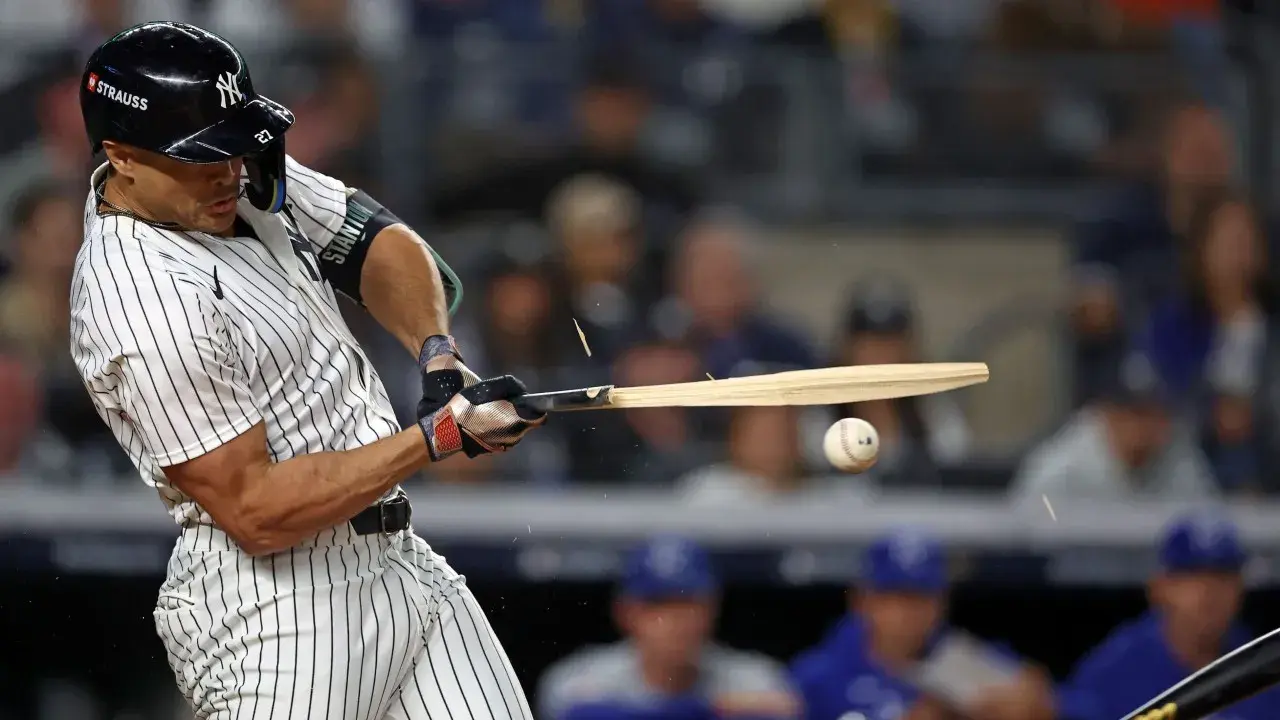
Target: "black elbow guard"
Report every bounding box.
[318,190,463,315]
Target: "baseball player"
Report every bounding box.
[790,527,1055,720]
[69,22,545,720]
[537,535,798,720]
[1057,511,1280,720]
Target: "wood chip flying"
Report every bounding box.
[572,318,592,357]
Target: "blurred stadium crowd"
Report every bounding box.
[0,0,1274,500]
[5,0,1280,717]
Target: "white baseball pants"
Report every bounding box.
[153,524,532,720]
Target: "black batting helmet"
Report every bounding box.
[80,22,295,213]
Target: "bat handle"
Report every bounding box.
[512,393,555,415]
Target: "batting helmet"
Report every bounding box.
[80,22,295,213]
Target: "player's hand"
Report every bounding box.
[417,374,546,462]
[418,335,482,409]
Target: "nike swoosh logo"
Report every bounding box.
[213,266,224,300]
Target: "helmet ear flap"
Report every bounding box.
[244,139,286,213]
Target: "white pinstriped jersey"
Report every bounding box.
[71,158,534,720]
[70,156,402,527]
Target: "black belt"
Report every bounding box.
[350,493,412,535]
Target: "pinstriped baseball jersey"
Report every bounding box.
[70,155,401,527]
[72,158,535,720]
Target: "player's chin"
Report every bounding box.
[194,205,238,234]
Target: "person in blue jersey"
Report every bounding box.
[791,527,1056,720]
[1059,510,1280,720]
[538,535,798,720]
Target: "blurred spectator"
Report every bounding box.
[572,333,716,485]
[832,278,972,484]
[791,527,1056,720]
[279,42,384,196]
[0,182,80,371]
[428,251,579,487]
[1010,353,1217,505]
[676,405,804,504]
[674,401,866,505]
[658,211,816,381]
[538,535,797,720]
[469,252,576,395]
[546,174,656,365]
[1058,510,1280,720]
[1070,102,1233,402]
[1142,190,1273,399]
[428,48,699,234]
[0,61,95,238]
[1138,190,1273,491]
[0,181,105,479]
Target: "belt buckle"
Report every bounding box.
[378,494,408,534]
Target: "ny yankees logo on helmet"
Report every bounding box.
[216,70,243,108]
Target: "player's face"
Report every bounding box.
[114,146,244,234]
[1152,571,1243,643]
[861,591,945,660]
[620,598,715,667]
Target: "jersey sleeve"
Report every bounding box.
[74,227,261,466]
[283,154,351,253]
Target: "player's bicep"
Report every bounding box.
[116,277,261,467]
[163,420,272,535]
[284,155,349,252]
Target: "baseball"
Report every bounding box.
[823,418,879,473]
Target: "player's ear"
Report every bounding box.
[101,141,135,178]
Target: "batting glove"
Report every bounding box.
[417,373,546,462]
[418,335,482,405]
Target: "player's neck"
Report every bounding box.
[101,174,174,228]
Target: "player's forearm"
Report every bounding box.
[361,224,451,356]
[237,428,429,555]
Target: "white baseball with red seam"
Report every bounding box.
[823,418,879,473]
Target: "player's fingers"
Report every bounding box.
[486,399,546,428]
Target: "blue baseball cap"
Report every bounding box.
[620,535,718,601]
[1159,511,1247,574]
[862,527,948,593]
